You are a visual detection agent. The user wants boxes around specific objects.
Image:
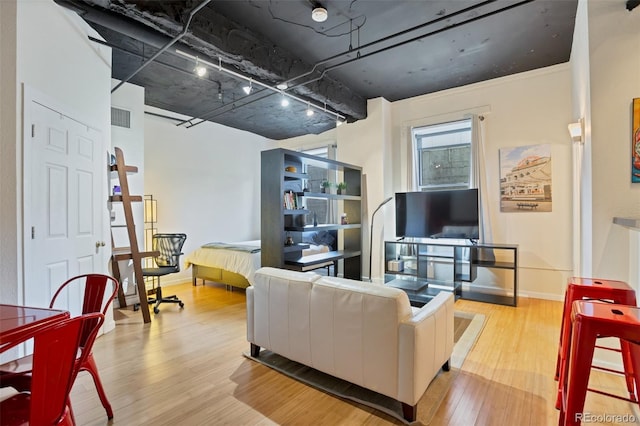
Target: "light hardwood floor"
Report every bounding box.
[71,282,639,426]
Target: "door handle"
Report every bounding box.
[96,241,106,248]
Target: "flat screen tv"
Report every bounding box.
[395,189,479,240]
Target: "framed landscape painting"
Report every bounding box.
[633,98,640,183]
[499,144,552,212]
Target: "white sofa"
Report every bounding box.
[246,267,455,421]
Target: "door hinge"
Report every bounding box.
[31,124,35,138]
[31,226,35,239]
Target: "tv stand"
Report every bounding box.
[384,240,518,307]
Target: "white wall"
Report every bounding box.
[0,0,111,304]
[144,107,270,285]
[0,0,19,304]
[389,65,574,300]
[338,98,392,280]
[571,0,593,277]
[278,66,574,299]
[588,0,640,289]
[110,81,146,300]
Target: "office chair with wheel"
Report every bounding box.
[142,233,187,314]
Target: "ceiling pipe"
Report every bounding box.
[110,0,212,93]
[56,0,365,120]
[178,0,500,126]
[281,0,499,89]
[293,0,535,90]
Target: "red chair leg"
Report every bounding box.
[555,291,572,380]
[628,342,640,406]
[562,322,597,426]
[82,354,114,419]
[620,341,638,402]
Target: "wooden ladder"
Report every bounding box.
[109,147,157,323]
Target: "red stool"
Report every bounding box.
[557,301,640,426]
[555,278,637,392]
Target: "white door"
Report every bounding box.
[25,100,106,315]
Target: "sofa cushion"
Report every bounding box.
[252,267,321,365]
[311,276,413,395]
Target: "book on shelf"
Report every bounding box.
[283,190,299,210]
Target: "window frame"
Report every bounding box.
[412,118,473,192]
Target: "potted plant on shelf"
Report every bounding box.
[320,180,331,193]
[337,182,347,195]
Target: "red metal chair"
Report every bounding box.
[0,274,119,419]
[554,277,637,400]
[557,301,640,426]
[0,312,104,425]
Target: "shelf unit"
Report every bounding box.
[109,147,157,323]
[384,241,518,307]
[261,148,362,279]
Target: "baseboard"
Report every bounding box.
[518,290,564,302]
[461,283,563,302]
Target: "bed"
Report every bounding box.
[184,239,333,290]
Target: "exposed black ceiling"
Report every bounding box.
[56,0,578,140]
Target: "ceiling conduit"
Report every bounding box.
[180,0,534,127]
[110,0,211,93]
[290,0,535,90]
[281,0,499,89]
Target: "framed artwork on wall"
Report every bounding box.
[632,98,640,183]
[499,144,552,212]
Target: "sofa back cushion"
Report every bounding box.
[251,267,413,397]
[251,267,321,365]
[311,276,412,394]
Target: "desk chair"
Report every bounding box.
[0,312,104,426]
[142,233,187,314]
[0,274,119,420]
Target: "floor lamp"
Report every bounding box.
[369,196,393,282]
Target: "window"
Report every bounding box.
[413,118,472,191]
[301,145,334,224]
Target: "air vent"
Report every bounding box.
[111,107,131,128]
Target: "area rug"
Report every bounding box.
[243,311,486,424]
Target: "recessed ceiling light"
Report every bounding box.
[312,6,328,22]
[276,83,288,90]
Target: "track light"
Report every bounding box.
[175,49,346,123]
[243,80,253,95]
[194,57,207,77]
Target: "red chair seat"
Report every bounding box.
[0,274,118,420]
[557,301,640,426]
[555,277,637,400]
[0,313,103,425]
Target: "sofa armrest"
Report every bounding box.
[246,286,254,343]
[397,291,455,405]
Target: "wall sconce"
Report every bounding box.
[568,119,584,143]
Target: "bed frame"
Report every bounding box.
[191,264,251,290]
